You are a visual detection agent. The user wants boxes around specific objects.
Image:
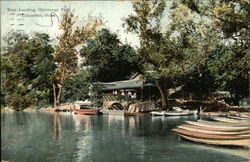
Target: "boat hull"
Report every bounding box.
[125,112,149,116]
[212,117,249,124]
[100,109,124,115]
[73,108,101,115]
[151,110,196,116]
[178,134,250,147]
[164,111,195,116]
[177,125,250,135]
[186,121,250,132]
[172,128,250,140]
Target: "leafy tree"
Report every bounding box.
[123,0,200,110]
[176,0,249,104]
[169,1,221,93]
[208,43,249,104]
[52,10,102,108]
[178,0,249,46]
[61,69,91,103]
[80,28,141,82]
[1,31,55,109]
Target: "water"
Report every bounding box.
[1,112,249,162]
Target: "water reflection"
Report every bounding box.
[53,112,61,140]
[72,114,93,161]
[1,112,248,162]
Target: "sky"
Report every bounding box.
[1,1,141,47]
[1,1,173,48]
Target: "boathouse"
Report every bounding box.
[98,74,159,112]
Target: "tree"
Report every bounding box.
[52,10,102,108]
[61,69,91,103]
[176,0,249,104]
[208,43,249,105]
[169,1,221,93]
[123,0,197,110]
[80,28,141,82]
[1,31,55,109]
[178,0,249,46]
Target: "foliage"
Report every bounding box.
[208,43,249,104]
[1,31,55,109]
[123,0,249,108]
[80,28,141,82]
[123,0,206,109]
[178,0,249,45]
[175,0,249,104]
[52,10,102,107]
[169,1,222,93]
[61,69,91,103]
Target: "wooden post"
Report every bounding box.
[141,79,144,101]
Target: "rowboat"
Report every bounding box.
[177,124,250,136]
[151,111,166,116]
[100,109,124,115]
[228,115,249,120]
[172,128,250,140]
[151,110,197,116]
[164,110,197,116]
[73,108,101,115]
[212,117,249,124]
[124,112,149,116]
[72,101,101,115]
[186,121,250,131]
[197,120,248,127]
[176,133,250,147]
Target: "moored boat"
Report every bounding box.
[151,111,166,116]
[197,120,248,127]
[172,128,250,140]
[228,115,249,120]
[151,108,197,116]
[72,101,101,115]
[177,124,250,136]
[186,121,250,131]
[124,112,149,116]
[176,133,250,147]
[163,110,197,116]
[212,117,249,124]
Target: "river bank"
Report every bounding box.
[2,104,249,117]
[1,103,74,112]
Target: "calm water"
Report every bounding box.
[1,112,249,162]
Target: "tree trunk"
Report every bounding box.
[156,83,169,110]
[52,82,57,108]
[56,84,63,107]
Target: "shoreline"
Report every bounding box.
[1,106,249,117]
[1,103,74,113]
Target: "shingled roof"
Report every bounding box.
[98,74,153,90]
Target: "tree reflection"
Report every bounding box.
[53,112,61,139]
